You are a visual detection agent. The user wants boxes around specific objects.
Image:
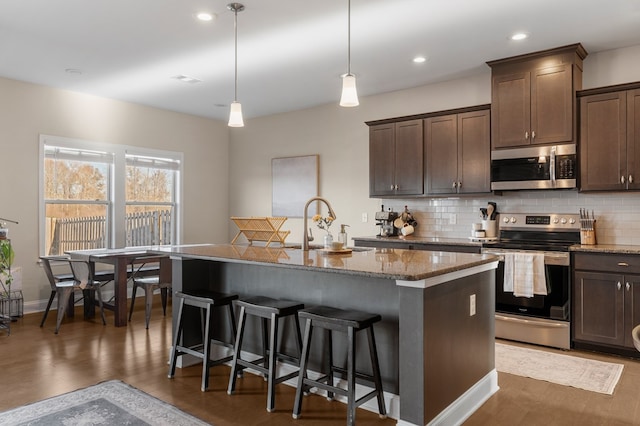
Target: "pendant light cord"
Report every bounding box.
[347,0,351,76]
[234,7,239,102]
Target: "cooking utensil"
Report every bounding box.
[486,204,495,221]
[488,202,497,220]
[480,208,487,220]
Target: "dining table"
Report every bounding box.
[66,247,171,327]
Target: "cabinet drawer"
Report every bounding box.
[573,253,640,274]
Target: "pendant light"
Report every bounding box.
[228,3,245,127]
[339,0,359,107]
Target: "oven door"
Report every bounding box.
[482,249,570,320]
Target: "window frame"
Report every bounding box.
[39,135,183,256]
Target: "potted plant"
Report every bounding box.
[0,239,14,295]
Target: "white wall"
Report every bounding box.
[228,44,640,247]
[0,77,229,306]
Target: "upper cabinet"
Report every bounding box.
[579,85,640,191]
[487,44,587,150]
[369,119,423,197]
[425,109,491,195]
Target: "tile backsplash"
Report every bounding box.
[382,190,640,245]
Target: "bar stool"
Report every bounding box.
[227,296,304,412]
[168,290,238,392]
[292,305,387,426]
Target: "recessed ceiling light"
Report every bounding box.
[196,12,215,21]
[511,32,529,41]
[171,75,202,84]
[65,68,83,75]
[413,56,427,64]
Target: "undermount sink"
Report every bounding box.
[283,244,373,252]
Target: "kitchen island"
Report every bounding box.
[155,244,499,425]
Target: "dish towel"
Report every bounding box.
[503,253,515,292]
[511,252,547,298]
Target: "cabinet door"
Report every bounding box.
[573,271,625,346]
[491,72,531,149]
[369,123,396,196]
[425,115,458,194]
[530,64,573,145]
[579,92,627,191]
[627,89,640,190]
[394,119,424,195]
[458,110,490,194]
[623,275,640,348]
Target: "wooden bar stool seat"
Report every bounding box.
[292,305,387,426]
[168,290,238,392]
[227,296,304,412]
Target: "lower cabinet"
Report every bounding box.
[573,253,640,350]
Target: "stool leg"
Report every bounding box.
[160,287,168,316]
[261,317,269,380]
[266,312,279,412]
[367,326,387,418]
[201,304,212,392]
[228,306,247,395]
[326,328,334,401]
[293,318,313,419]
[346,326,356,426]
[168,297,185,378]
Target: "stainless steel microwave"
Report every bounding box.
[490,144,577,190]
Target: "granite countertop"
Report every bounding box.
[570,244,640,255]
[352,235,483,247]
[154,243,497,281]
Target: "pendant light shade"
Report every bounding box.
[340,74,359,107]
[227,3,245,127]
[339,0,359,107]
[228,101,244,127]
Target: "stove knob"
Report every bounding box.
[510,216,517,223]
[569,218,576,224]
[560,217,567,224]
[553,217,559,224]
[503,216,510,224]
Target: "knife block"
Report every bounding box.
[580,221,597,245]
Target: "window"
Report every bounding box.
[40,135,182,255]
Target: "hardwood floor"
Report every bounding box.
[2,298,640,425]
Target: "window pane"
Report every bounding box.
[45,203,108,255]
[125,206,173,247]
[45,154,109,202]
[126,164,174,203]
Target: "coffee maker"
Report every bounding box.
[375,207,398,237]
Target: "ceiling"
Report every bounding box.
[2,0,640,121]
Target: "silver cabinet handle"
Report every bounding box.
[525,131,529,139]
[452,182,457,189]
[617,281,622,290]
[626,282,631,291]
[618,262,629,267]
[394,185,398,190]
[621,175,626,184]
[458,181,462,188]
[390,185,395,190]
[531,131,536,140]
[630,175,634,184]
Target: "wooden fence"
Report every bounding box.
[48,210,172,255]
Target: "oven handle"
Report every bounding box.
[496,314,568,328]
[481,249,569,266]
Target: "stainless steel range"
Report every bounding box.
[482,213,580,349]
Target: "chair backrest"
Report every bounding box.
[68,259,92,288]
[39,255,70,291]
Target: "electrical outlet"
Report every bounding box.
[362,213,368,223]
[449,213,457,225]
[470,294,476,316]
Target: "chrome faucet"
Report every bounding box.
[302,197,337,251]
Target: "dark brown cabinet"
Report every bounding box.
[487,44,587,150]
[425,109,490,195]
[369,119,423,197]
[573,253,640,350]
[579,87,640,191]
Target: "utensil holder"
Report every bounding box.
[580,221,597,245]
[482,220,497,238]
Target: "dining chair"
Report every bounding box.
[128,275,171,329]
[40,256,107,333]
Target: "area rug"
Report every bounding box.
[0,380,210,425]
[495,342,624,395]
